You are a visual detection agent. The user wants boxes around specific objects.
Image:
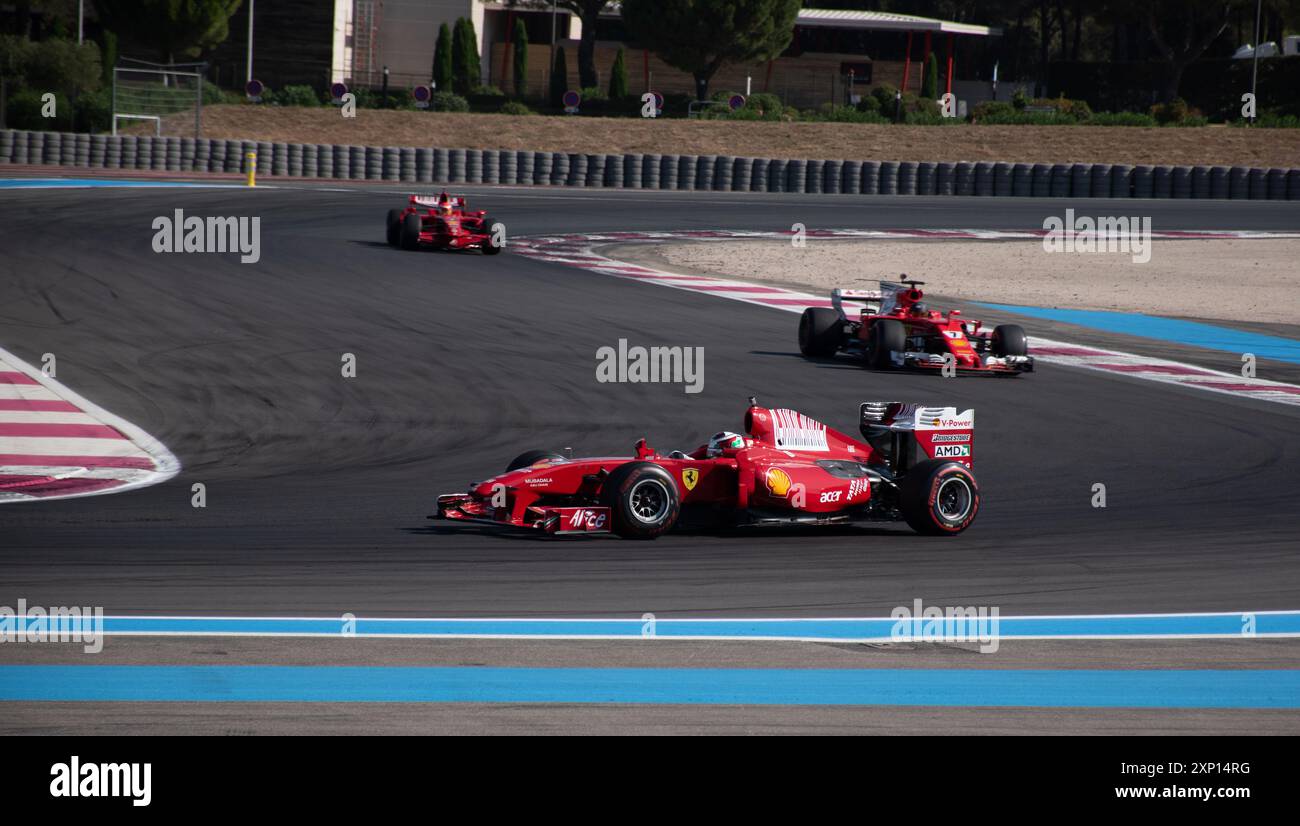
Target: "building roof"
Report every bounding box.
[795,8,1001,37]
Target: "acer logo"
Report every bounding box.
[568,509,607,530]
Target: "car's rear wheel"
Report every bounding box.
[992,324,1027,357]
[600,462,680,539]
[400,212,422,250]
[898,459,979,535]
[867,319,906,369]
[481,215,503,255]
[798,307,842,357]
[505,449,565,472]
[386,209,402,247]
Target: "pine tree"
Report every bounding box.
[433,22,453,92]
[608,46,628,99]
[550,46,568,109]
[512,18,529,97]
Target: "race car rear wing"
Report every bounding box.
[831,288,883,319]
[411,194,467,208]
[859,402,975,470]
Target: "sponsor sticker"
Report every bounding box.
[931,434,971,443]
[933,444,971,458]
[765,467,792,497]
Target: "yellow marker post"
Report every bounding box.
[246,151,257,187]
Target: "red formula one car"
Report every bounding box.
[798,277,1033,374]
[434,399,979,538]
[385,192,502,254]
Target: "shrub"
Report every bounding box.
[430,91,469,112]
[1150,97,1189,125]
[268,84,320,107]
[74,86,112,131]
[971,100,1015,121]
[1011,86,1029,110]
[870,83,899,113]
[578,85,608,104]
[1089,111,1157,127]
[5,89,71,130]
[499,100,533,115]
[855,94,881,114]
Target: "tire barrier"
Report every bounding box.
[1208,165,1229,199]
[694,155,714,191]
[731,156,750,192]
[915,161,937,196]
[878,160,899,195]
[841,160,861,195]
[993,162,1014,197]
[804,159,822,194]
[954,162,975,196]
[1012,163,1033,197]
[896,161,917,195]
[1229,166,1249,200]
[862,160,882,195]
[1132,165,1153,199]
[784,159,805,193]
[974,161,995,196]
[641,153,659,189]
[3,130,1297,199]
[659,154,677,190]
[1047,164,1069,197]
[677,154,696,191]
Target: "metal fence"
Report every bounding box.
[113,61,204,139]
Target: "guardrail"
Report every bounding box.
[2,129,1298,199]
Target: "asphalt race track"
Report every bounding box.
[2,183,1300,622]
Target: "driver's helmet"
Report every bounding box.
[707,431,746,457]
[910,302,929,316]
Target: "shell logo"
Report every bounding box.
[765,467,793,497]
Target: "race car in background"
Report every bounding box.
[434,398,980,539]
[385,192,503,254]
[798,277,1033,374]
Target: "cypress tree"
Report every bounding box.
[433,22,453,92]
[608,46,628,99]
[550,46,568,108]
[512,18,529,97]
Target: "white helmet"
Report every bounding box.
[707,431,746,457]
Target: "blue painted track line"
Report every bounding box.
[0,178,249,189]
[1,665,1296,707]
[977,302,1300,364]
[6,611,1298,640]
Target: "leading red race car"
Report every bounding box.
[386,192,503,254]
[434,399,979,538]
[798,277,1033,374]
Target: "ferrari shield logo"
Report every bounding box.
[682,468,699,491]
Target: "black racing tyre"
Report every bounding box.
[600,462,681,540]
[992,324,1027,357]
[506,449,565,472]
[798,307,842,357]
[867,319,906,369]
[386,208,402,247]
[481,215,503,255]
[898,459,979,535]
[400,212,422,250]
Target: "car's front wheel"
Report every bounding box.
[898,459,979,535]
[400,212,422,250]
[600,462,680,539]
[798,307,842,357]
[386,209,402,247]
[992,324,1028,357]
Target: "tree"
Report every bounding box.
[512,18,528,97]
[559,0,606,89]
[94,0,241,64]
[608,45,628,99]
[452,17,481,94]
[549,45,568,108]
[1138,0,1238,101]
[620,0,801,101]
[433,22,452,92]
[921,52,939,99]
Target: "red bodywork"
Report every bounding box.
[818,280,1033,374]
[435,401,979,537]
[391,193,499,252]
